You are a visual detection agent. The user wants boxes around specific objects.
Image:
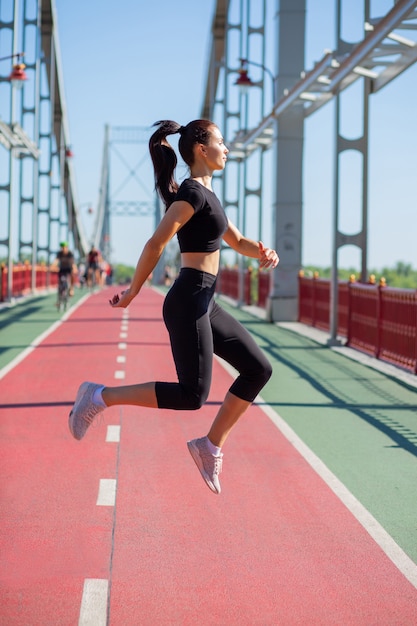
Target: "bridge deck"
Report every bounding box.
[1,286,417,625]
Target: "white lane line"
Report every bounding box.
[121,323,128,330]
[215,355,417,590]
[116,355,126,363]
[119,332,127,339]
[78,578,108,626]
[261,402,417,589]
[106,425,121,443]
[114,370,125,379]
[96,479,116,506]
[118,342,127,350]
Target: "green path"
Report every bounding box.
[0,289,87,372]
[218,301,417,565]
[1,289,417,565]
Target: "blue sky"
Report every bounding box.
[55,0,416,272]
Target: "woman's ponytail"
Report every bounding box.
[149,120,181,209]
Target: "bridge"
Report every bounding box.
[1,1,417,623]
[1,1,417,328]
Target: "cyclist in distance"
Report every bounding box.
[54,241,76,297]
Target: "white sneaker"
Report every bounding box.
[69,382,105,440]
[187,437,223,494]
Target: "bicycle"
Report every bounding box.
[57,273,70,311]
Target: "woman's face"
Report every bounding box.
[203,126,229,171]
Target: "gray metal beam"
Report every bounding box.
[0,120,39,157]
[40,0,88,259]
[201,0,229,120]
[228,0,417,158]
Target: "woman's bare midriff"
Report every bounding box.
[181,250,220,277]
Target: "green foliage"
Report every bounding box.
[302,262,417,289]
[375,263,417,289]
[303,266,357,281]
[112,263,135,284]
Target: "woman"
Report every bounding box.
[69,119,279,494]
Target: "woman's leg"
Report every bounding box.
[98,289,214,411]
[187,388,251,494]
[154,269,215,409]
[102,382,157,408]
[207,391,250,447]
[187,301,273,493]
[206,301,272,447]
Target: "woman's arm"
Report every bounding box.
[222,219,279,269]
[110,200,194,307]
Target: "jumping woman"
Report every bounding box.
[69,119,279,494]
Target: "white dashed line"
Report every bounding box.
[114,370,125,379]
[116,355,126,363]
[96,479,116,506]
[106,425,121,443]
[78,578,108,626]
[119,332,127,339]
[118,342,127,350]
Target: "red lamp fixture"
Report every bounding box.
[0,53,28,88]
[234,58,276,98]
[9,62,28,87]
[65,146,74,158]
[234,59,256,92]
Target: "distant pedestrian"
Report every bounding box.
[69,119,279,494]
[86,246,101,288]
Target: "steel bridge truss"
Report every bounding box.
[227,1,417,156]
[92,125,161,266]
[203,0,417,331]
[0,0,88,300]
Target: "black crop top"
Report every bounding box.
[174,179,228,253]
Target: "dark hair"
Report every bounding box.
[149,119,215,209]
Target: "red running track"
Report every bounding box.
[1,287,417,625]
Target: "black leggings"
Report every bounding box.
[155,268,272,410]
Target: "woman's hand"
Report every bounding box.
[259,241,279,269]
[109,288,135,308]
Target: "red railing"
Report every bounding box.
[299,275,349,337]
[218,268,240,301]
[258,271,271,308]
[217,268,272,307]
[298,275,417,375]
[378,286,417,372]
[0,263,59,302]
[348,283,379,355]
